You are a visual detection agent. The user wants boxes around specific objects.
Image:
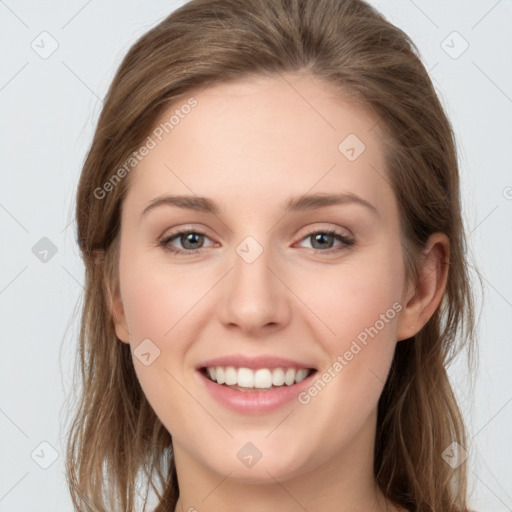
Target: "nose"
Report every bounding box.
[217,240,291,336]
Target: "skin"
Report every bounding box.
[111,72,449,512]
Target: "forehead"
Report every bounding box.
[123,73,393,219]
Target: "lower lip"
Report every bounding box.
[197,369,317,414]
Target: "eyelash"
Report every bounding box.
[158,229,355,256]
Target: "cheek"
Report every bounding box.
[293,280,400,450]
[294,252,403,346]
[118,263,206,429]
[294,252,403,404]
[120,260,204,343]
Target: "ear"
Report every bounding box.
[396,232,450,341]
[110,285,131,344]
[99,254,130,344]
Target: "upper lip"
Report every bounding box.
[197,354,316,371]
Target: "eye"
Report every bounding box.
[159,230,214,255]
[159,228,355,256]
[296,229,355,254]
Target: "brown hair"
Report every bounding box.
[65,0,479,510]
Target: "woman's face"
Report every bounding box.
[112,73,415,483]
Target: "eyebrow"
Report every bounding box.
[140,192,379,218]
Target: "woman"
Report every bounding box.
[66,0,477,510]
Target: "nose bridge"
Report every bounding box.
[234,234,273,290]
[218,233,289,332]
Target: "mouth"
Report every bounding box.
[198,366,318,392]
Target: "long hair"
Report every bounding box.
[65,0,479,510]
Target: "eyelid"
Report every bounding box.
[295,222,353,240]
[160,222,353,242]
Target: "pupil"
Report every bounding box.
[183,233,202,249]
[313,233,333,249]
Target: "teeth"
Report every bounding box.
[207,367,216,381]
[225,366,237,385]
[284,368,296,385]
[204,366,312,389]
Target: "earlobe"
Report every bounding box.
[93,249,131,343]
[396,233,450,341]
[112,297,131,344]
[108,283,131,344]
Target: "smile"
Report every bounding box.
[201,366,315,390]
[197,365,318,414]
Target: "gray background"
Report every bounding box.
[1,0,511,510]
